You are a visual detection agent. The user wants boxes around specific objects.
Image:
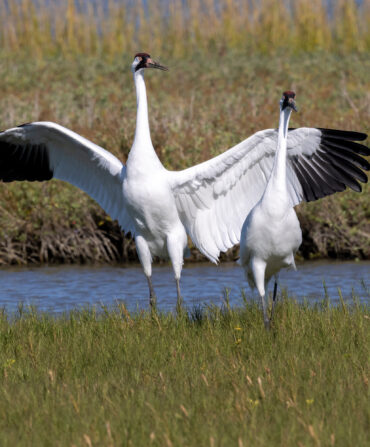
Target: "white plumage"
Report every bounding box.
[0,53,368,309]
[240,91,302,329]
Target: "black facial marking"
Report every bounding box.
[134,53,151,71]
[282,91,296,111]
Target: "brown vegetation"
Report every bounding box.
[0,1,368,265]
[0,0,369,57]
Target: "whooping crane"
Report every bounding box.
[240,91,301,329]
[0,53,369,310]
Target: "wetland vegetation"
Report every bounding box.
[0,0,369,265]
[0,299,369,446]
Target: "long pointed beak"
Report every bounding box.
[146,58,168,71]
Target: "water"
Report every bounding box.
[0,261,368,314]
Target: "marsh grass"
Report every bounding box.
[0,50,368,264]
[0,1,368,265]
[0,0,369,58]
[0,298,369,446]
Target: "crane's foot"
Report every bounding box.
[262,306,271,330]
[260,294,270,330]
[149,293,157,311]
[264,317,271,330]
[176,298,184,317]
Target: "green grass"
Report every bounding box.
[0,299,368,446]
[0,51,369,264]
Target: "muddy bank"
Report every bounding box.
[0,210,368,266]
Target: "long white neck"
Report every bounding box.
[132,70,153,149]
[265,106,292,195]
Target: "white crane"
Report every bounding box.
[0,53,369,310]
[240,91,301,329]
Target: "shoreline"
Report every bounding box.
[0,221,368,267]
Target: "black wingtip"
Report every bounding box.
[289,126,368,203]
[318,128,368,142]
[348,181,362,193]
[321,134,370,157]
[0,141,53,182]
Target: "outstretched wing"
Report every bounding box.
[168,127,369,262]
[0,121,133,232]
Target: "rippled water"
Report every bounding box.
[0,260,368,314]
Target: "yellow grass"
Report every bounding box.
[0,0,369,59]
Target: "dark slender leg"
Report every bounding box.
[175,278,183,315]
[270,279,278,324]
[261,294,270,329]
[147,276,157,310]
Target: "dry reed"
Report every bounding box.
[0,0,369,59]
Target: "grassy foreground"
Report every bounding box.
[0,299,369,446]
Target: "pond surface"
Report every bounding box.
[0,260,368,314]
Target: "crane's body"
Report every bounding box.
[122,61,188,306]
[123,151,188,305]
[240,92,302,328]
[241,200,302,283]
[0,55,368,310]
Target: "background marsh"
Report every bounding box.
[0,0,369,265]
[0,51,369,264]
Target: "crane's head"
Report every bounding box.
[131,53,168,73]
[280,91,297,112]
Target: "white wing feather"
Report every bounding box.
[168,127,322,262]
